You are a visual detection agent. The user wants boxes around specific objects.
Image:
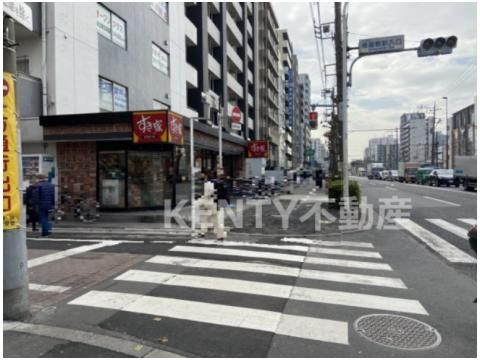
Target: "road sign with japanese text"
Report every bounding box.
[359,35,405,55]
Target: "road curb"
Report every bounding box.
[3,321,185,358]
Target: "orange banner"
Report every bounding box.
[3,72,21,229]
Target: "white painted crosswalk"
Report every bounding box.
[395,218,476,264]
[68,237,431,351]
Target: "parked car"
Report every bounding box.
[429,169,455,187]
[388,170,399,181]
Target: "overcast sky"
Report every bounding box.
[273,1,477,161]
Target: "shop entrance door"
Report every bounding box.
[98,151,126,208]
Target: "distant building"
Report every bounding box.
[399,112,434,164]
[451,102,476,168]
[312,138,328,169]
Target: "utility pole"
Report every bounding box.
[431,101,436,166]
[443,96,448,168]
[333,2,343,179]
[3,16,30,320]
[340,3,349,204]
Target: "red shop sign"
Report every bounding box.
[168,112,184,145]
[132,111,168,144]
[247,140,269,158]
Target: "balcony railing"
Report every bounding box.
[208,17,221,46]
[185,17,197,46]
[186,62,198,88]
[208,54,221,79]
[227,44,243,73]
[227,73,243,98]
[226,12,243,46]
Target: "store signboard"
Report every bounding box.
[111,13,126,48]
[96,4,111,39]
[168,112,184,145]
[287,69,294,128]
[3,72,21,230]
[132,111,168,144]
[247,140,269,158]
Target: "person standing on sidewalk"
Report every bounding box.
[25,175,39,231]
[35,174,55,236]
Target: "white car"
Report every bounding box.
[388,170,399,181]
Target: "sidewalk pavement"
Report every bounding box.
[3,321,184,358]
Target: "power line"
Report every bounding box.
[310,2,326,90]
[315,2,328,88]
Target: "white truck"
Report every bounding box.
[398,162,419,183]
[367,163,383,179]
[454,156,477,191]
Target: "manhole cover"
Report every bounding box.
[353,314,441,350]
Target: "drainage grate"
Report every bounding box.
[353,314,442,350]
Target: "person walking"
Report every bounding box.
[25,175,39,231]
[315,168,324,189]
[36,174,55,236]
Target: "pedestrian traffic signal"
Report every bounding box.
[417,36,457,57]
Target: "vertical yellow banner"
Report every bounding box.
[3,72,21,230]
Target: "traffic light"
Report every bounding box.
[309,112,318,129]
[417,36,457,57]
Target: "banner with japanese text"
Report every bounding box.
[3,72,21,230]
[247,140,269,158]
[132,111,168,144]
[168,112,184,145]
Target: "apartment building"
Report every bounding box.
[256,2,280,169]
[277,29,294,169]
[291,55,302,169]
[299,74,311,167]
[399,112,436,165]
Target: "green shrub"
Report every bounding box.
[328,179,361,205]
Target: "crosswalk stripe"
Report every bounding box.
[310,247,382,259]
[426,219,469,239]
[115,270,293,297]
[69,290,349,345]
[118,261,406,290]
[394,219,476,263]
[305,257,393,271]
[290,287,428,315]
[187,239,309,253]
[299,269,406,288]
[147,255,300,277]
[29,283,71,293]
[28,241,121,268]
[281,238,374,248]
[169,245,305,263]
[458,218,477,226]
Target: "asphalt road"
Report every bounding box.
[4,182,477,357]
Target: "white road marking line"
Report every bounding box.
[147,255,300,277]
[29,283,71,293]
[386,187,397,191]
[290,287,428,315]
[169,245,305,263]
[423,196,461,207]
[187,239,308,253]
[394,219,476,263]
[27,237,173,244]
[458,218,477,226]
[299,268,406,288]
[310,247,382,259]
[305,256,392,271]
[28,241,121,268]
[426,219,469,239]
[281,238,374,248]
[69,290,349,345]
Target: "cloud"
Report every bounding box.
[273,1,477,161]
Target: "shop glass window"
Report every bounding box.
[98,151,126,208]
[97,4,126,49]
[151,2,168,23]
[127,151,172,208]
[152,43,169,75]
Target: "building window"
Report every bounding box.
[97,4,126,49]
[152,43,169,75]
[151,2,168,23]
[99,77,128,112]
